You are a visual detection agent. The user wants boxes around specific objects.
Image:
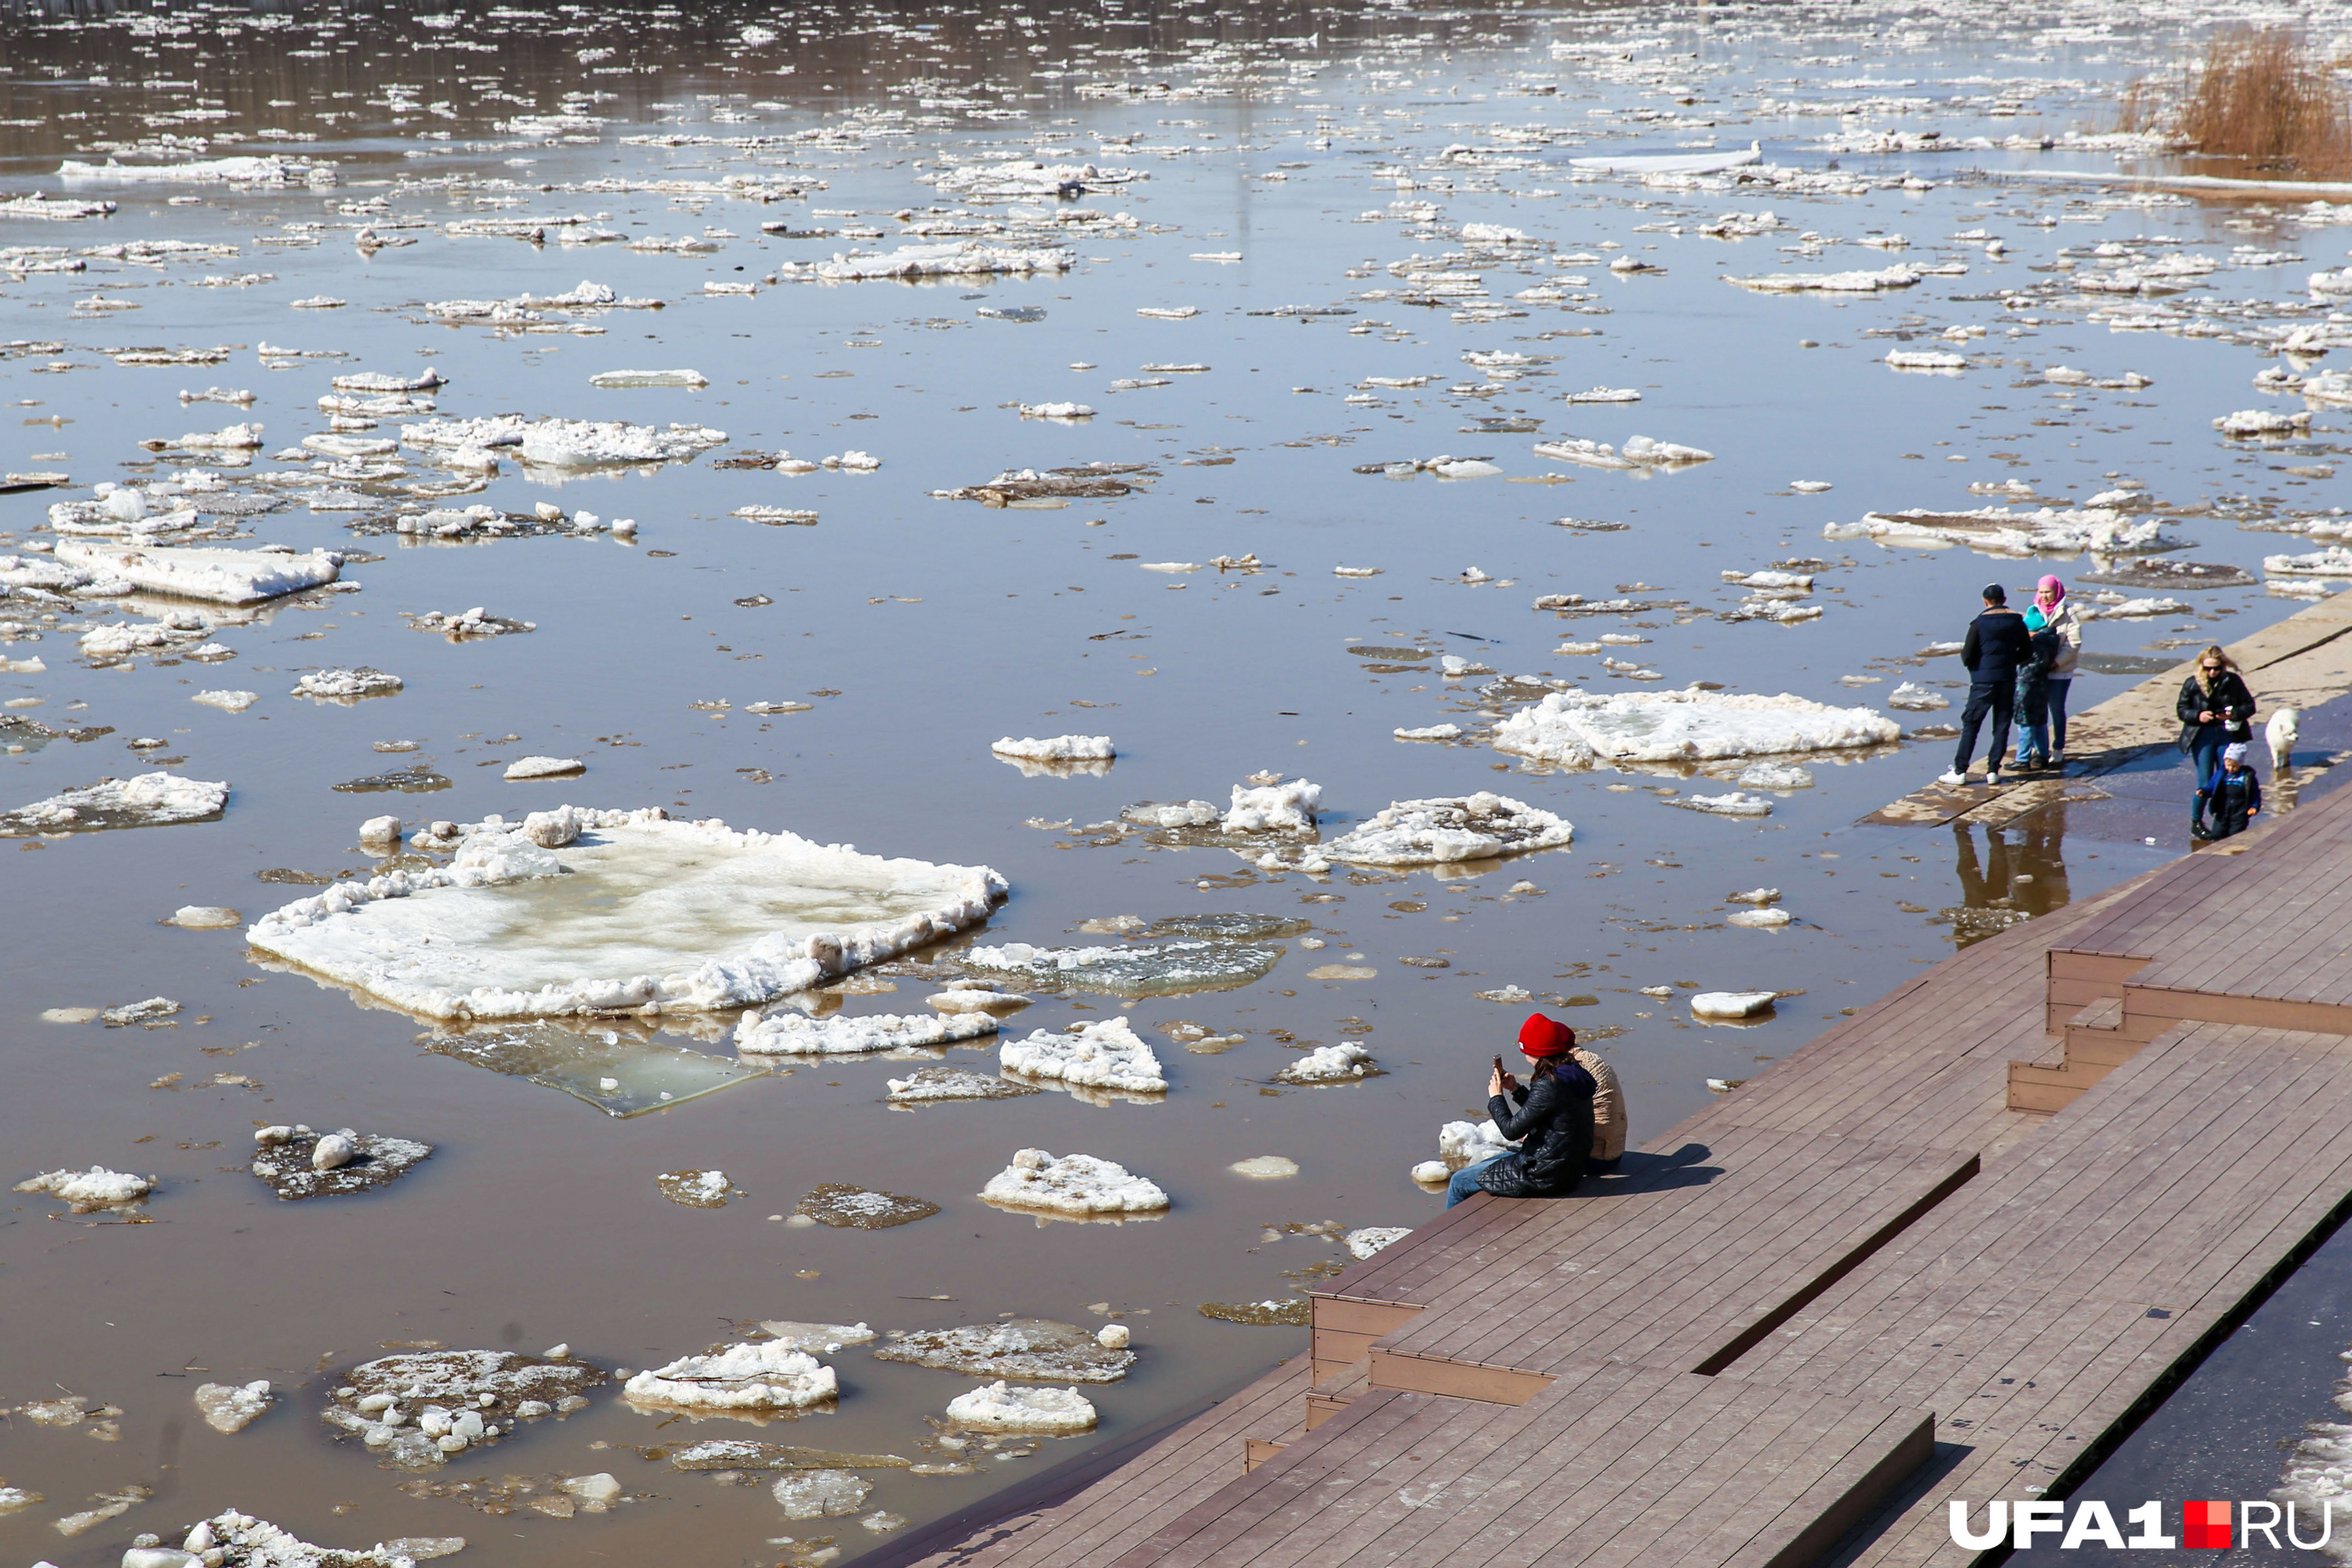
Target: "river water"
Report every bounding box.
[3,2,2349,1563]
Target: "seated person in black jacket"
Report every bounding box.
[1446,1014,1598,1209]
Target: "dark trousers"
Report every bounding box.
[1954,679,2015,775]
[2047,677,2072,752]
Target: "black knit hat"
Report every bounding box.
[1982,583,2006,604]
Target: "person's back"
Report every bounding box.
[1964,602,2031,682]
[1943,583,2030,786]
[1573,1045,1626,1164]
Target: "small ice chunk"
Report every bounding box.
[793,1182,940,1229]
[945,1381,1096,1433]
[359,815,401,847]
[194,1380,273,1434]
[886,1066,1042,1102]
[1682,792,1773,816]
[625,1342,837,1414]
[15,1165,153,1210]
[992,735,1115,762]
[1019,401,1096,420]
[753,1320,877,1355]
[1222,778,1320,833]
[873,1318,1136,1381]
[1323,793,1572,866]
[1886,682,1949,711]
[1734,761,1813,789]
[166,906,241,929]
[1346,1226,1411,1259]
[1494,688,1899,767]
[1790,480,1832,493]
[1393,724,1464,742]
[1274,1043,1377,1083]
[1726,887,1780,904]
[312,1133,355,1170]
[504,756,584,781]
[1095,1323,1131,1349]
[1229,1155,1299,1178]
[590,368,710,388]
[656,1169,735,1208]
[1726,908,1794,928]
[1122,800,1221,828]
[1000,1017,1166,1093]
[1885,349,1966,371]
[292,667,402,701]
[771,1470,871,1519]
[981,1148,1169,1217]
[738,1010,997,1054]
[1692,991,1777,1018]
[192,689,260,713]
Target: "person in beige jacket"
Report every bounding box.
[1573,1045,1626,1167]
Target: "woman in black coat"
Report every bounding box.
[2176,646,2256,837]
[1446,1014,1597,1207]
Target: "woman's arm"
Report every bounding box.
[1491,1073,1558,1140]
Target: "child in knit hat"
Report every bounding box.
[2195,741,2263,841]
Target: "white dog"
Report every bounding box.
[2268,706,2299,775]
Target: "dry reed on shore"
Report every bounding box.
[2149,27,2352,176]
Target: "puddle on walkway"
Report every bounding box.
[5,0,2351,1562]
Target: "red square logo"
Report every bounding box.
[2184,1501,2231,1549]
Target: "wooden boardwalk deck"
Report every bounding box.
[893,724,2352,1568]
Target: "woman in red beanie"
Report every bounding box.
[1445,1013,1599,1208]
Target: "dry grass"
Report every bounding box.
[2173,27,2352,175]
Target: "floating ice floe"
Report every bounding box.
[1347,1226,1411,1259]
[1727,908,1794,927]
[1736,760,1813,789]
[1693,991,1777,1018]
[1021,401,1096,420]
[980,1149,1169,1219]
[625,1341,835,1417]
[945,1381,1095,1433]
[324,1348,605,1467]
[590,368,709,388]
[774,1471,871,1519]
[52,539,339,604]
[1886,349,1966,372]
[1825,505,2183,557]
[1,773,227,837]
[657,1168,737,1209]
[927,982,1032,1017]
[1886,681,1949,710]
[193,1381,274,1436]
[1682,791,1773,817]
[737,1011,997,1055]
[1320,793,1574,866]
[1726,264,1920,292]
[1275,1043,1378,1083]
[423,1021,764,1118]
[1000,1017,1167,1094]
[401,416,726,470]
[1533,434,1711,469]
[887,1065,1041,1102]
[1395,723,1465,742]
[874,1318,1138,1381]
[60,154,325,185]
[2266,548,2352,577]
[812,241,1072,280]
[14,1165,154,1212]
[2216,408,2311,437]
[248,808,1006,1021]
[333,368,446,394]
[964,938,1282,998]
[1571,143,1762,176]
[1223,777,1319,832]
[250,1124,432,1200]
[1137,305,1199,318]
[408,608,534,639]
[734,506,820,527]
[165,1512,458,1568]
[795,1182,941,1229]
[167,904,242,927]
[2079,596,2190,619]
[192,690,260,715]
[1123,800,1222,828]
[505,756,584,781]
[993,735,1114,765]
[1494,688,1898,768]
[294,667,403,702]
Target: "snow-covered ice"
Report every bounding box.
[53,540,339,604]
[945,1382,1096,1433]
[772,1470,871,1518]
[964,939,1282,998]
[194,1381,274,1435]
[14,1166,154,1211]
[980,1149,1169,1218]
[193,690,260,713]
[1886,682,1950,711]
[504,756,585,781]
[794,1182,941,1229]
[886,1065,1042,1102]
[1494,688,1899,767]
[1221,778,1320,832]
[737,1010,997,1055]
[293,668,403,701]
[1682,790,1773,817]
[1322,793,1574,866]
[1693,991,1777,1018]
[323,1348,605,1467]
[590,368,709,388]
[247,808,1006,1021]
[1736,761,1814,789]
[813,241,1072,280]
[992,735,1115,763]
[873,1318,1137,1381]
[1727,908,1795,927]
[1,773,227,836]
[1275,1042,1378,1083]
[1000,1017,1167,1093]
[624,1341,837,1415]
[250,1125,432,1200]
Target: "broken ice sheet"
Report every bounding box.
[1319,794,1574,867]
[886,1066,1042,1103]
[737,1010,997,1056]
[625,1341,837,1420]
[945,1382,1095,1433]
[1000,1017,1166,1097]
[963,939,1283,997]
[657,1168,742,1209]
[795,1181,941,1229]
[1494,688,1900,768]
[873,1319,1134,1383]
[978,1149,1167,1222]
[667,1438,907,1472]
[194,1380,274,1434]
[420,1022,764,1118]
[1,773,227,837]
[324,1348,608,1468]
[250,810,1006,1020]
[250,1126,432,1200]
[772,1469,870,1519]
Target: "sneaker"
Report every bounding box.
[1938,770,1966,786]
[1985,771,2003,787]
[2049,750,2064,768]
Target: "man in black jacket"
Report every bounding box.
[1940,583,2030,787]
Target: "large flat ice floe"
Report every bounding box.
[735,1010,998,1055]
[1000,1017,1167,1094]
[1322,793,1573,865]
[873,1318,1137,1381]
[1824,506,2185,557]
[1,772,227,836]
[53,539,339,604]
[624,1341,837,1416]
[249,808,1005,1020]
[401,416,726,470]
[811,240,1073,279]
[980,1148,1169,1218]
[1494,688,1900,767]
[964,938,1282,997]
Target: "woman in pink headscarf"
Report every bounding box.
[2033,576,2082,766]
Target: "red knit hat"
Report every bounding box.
[1518,1014,1577,1057]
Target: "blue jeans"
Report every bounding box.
[1446,1156,1502,1208]
[2047,678,2071,753]
[2190,731,2227,818]
[2016,717,2050,767]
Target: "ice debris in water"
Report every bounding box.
[1000,1017,1167,1094]
[2265,547,2352,577]
[293,668,402,702]
[1221,777,1320,832]
[52,540,339,604]
[166,905,241,928]
[2,774,227,837]
[1395,723,1464,742]
[736,1010,998,1055]
[1826,506,2183,557]
[247,808,1005,1020]
[1320,793,1574,866]
[945,1382,1096,1433]
[1736,761,1814,789]
[15,1166,154,1211]
[992,734,1115,763]
[670,1436,906,1472]
[325,1349,607,1468]
[1346,1227,1412,1260]
[401,416,725,470]
[887,1065,1042,1103]
[927,984,1033,1017]
[504,756,584,781]
[964,939,1283,998]
[194,1381,274,1435]
[590,368,709,389]
[980,1149,1170,1220]
[193,690,260,713]
[771,1469,871,1519]
[810,239,1073,280]
[1494,688,1900,767]
[1693,991,1777,1018]
[794,1182,941,1230]
[250,1125,433,1200]
[1019,401,1095,421]
[1728,888,1780,904]
[873,1319,1137,1382]
[625,1342,837,1416]
[1274,1043,1379,1083]
[1230,1156,1299,1178]
[1681,791,1773,818]
[656,1169,738,1209]
[1123,800,1221,828]
[1727,909,1795,928]
[1886,682,1950,711]
[162,1511,459,1568]
[751,1322,878,1357]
